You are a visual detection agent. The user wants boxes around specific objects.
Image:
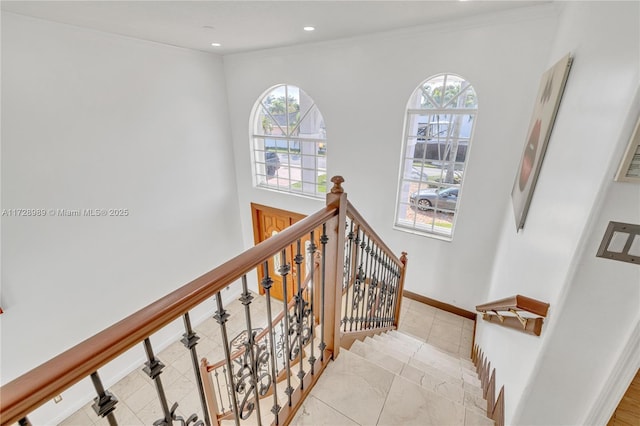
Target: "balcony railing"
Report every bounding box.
[0,176,408,426]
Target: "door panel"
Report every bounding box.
[252,203,307,303]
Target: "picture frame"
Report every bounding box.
[511,53,573,231]
[614,114,640,182]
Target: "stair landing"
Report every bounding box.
[291,298,490,426]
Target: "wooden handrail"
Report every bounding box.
[475,295,550,317]
[0,205,338,425]
[346,201,402,268]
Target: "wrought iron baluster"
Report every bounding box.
[377,253,387,327]
[371,248,385,328]
[363,242,377,330]
[222,366,232,411]
[319,224,328,361]
[348,228,361,331]
[90,371,118,426]
[307,230,317,375]
[213,368,226,413]
[367,245,382,329]
[359,235,373,330]
[260,262,281,423]
[293,239,307,389]
[388,263,401,327]
[379,253,392,327]
[182,312,210,426]
[382,257,393,326]
[342,221,355,331]
[142,338,180,426]
[214,295,240,426]
[388,258,400,326]
[278,249,294,407]
[233,275,265,424]
[350,229,365,332]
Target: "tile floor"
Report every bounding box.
[58,296,476,425]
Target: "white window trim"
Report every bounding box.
[394,74,478,240]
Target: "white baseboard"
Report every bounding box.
[583,318,640,425]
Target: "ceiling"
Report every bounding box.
[1,1,548,55]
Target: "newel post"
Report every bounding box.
[323,176,347,359]
[394,252,408,328]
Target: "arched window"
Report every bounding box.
[395,74,478,239]
[251,84,327,198]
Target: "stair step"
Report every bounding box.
[377,361,492,425]
[386,331,478,374]
[398,362,465,404]
[349,340,406,375]
[370,335,419,360]
[376,333,422,354]
[361,335,481,390]
[353,334,486,415]
[362,336,412,363]
[290,329,493,425]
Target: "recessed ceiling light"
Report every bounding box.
[211,42,221,47]
[303,26,315,32]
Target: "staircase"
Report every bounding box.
[2,177,491,426]
[292,330,494,426]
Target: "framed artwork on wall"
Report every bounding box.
[511,53,573,231]
[615,114,640,182]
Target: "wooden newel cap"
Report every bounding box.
[400,252,408,264]
[330,176,345,194]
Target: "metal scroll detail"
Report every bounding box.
[287,291,312,362]
[233,331,272,421]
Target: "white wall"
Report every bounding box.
[223,5,558,306]
[475,2,640,424]
[1,12,243,422]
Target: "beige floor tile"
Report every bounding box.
[397,322,430,341]
[409,301,438,317]
[310,350,394,425]
[122,379,157,414]
[349,340,405,374]
[427,335,461,355]
[377,376,465,426]
[110,370,148,401]
[58,406,96,426]
[435,310,465,327]
[399,363,464,404]
[465,408,495,426]
[291,395,360,426]
[464,389,488,414]
[158,340,190,365]
[165,373,200,409]
[95,402,143,426]
[463,318,476,331]
[429,320,463,346]
[135,398,166,425]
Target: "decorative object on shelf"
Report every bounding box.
[615,114,640,182]
[596,221,640,265]
[511,53,573,230]
[476,295,550,336]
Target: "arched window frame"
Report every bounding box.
[250,84,327,199]
[394,74,478,240]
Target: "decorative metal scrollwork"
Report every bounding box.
[351,267,366,311]
[288,294,312,360]
[233,332,273,420]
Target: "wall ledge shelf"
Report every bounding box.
[476,295,550,336]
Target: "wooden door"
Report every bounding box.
[252,203,307,302]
